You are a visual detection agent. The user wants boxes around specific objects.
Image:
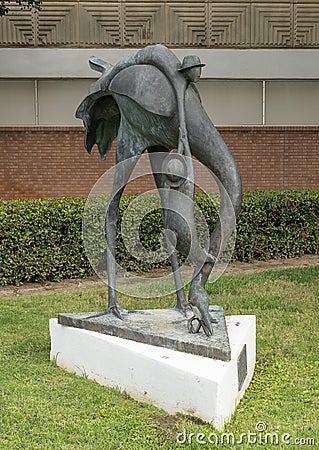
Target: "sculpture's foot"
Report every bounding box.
[173,304,191,317]
[83,305,126,321]
[187,314,218,336]
[188,283,218,336]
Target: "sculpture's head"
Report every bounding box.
[178,55,205,83]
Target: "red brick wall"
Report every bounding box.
[0,126,318,200]
[222,126,319,191]
[0,127,115,200]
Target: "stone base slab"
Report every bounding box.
[58,306,231,361]
[50,315,256,430]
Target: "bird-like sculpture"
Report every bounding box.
[76,44,242,336]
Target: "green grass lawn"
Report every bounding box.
[1,266,318,449]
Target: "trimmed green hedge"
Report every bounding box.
[0,190,318,285]
[0,198,89,285]
[235,190,319,261]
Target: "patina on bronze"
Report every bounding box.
[70,45,242,354]
[58,306,231,361]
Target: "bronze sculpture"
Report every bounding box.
[76,44,242,337]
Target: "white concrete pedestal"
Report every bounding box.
[50,315,255,430]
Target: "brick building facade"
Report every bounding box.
[1,1,319,198]
[1,126,318,200]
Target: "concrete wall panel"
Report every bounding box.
[38,79,93,125]
[0,80,35,125]
[266,81,319,125]
[198,80,262,125]
[2,48,319,79]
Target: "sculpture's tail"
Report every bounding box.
[89,56,113,74]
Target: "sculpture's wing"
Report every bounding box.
[109,65,176,117]
[75,56,176,159]
[89,56,113,74]
[75,56,121,160]
[75,93,120,160]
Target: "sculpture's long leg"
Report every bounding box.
[106,152,144,318]
[189,131,241,287]
[105,184,126,318]
[85,148,143,321]
[184,93,242,335]
[148,148,188,314]
[168,249,188,314]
